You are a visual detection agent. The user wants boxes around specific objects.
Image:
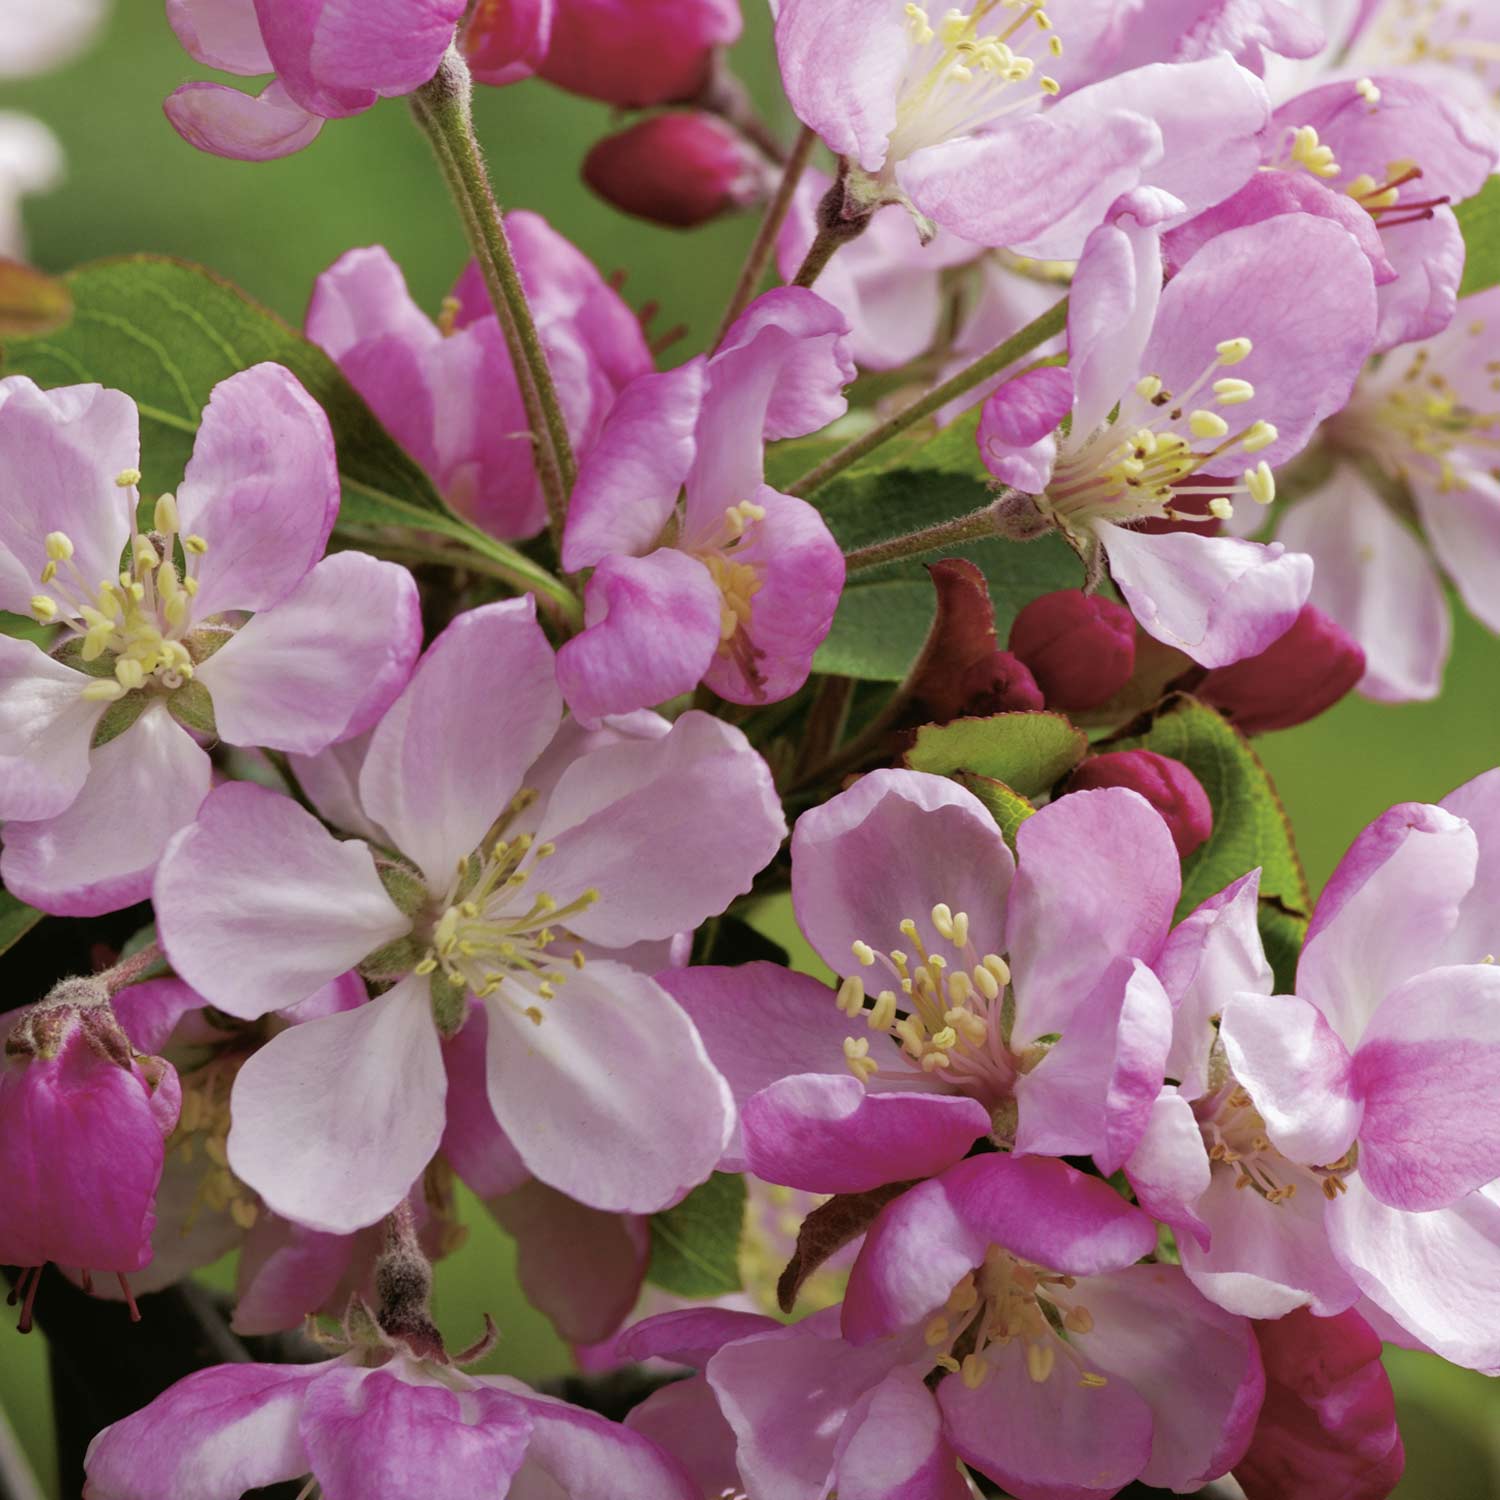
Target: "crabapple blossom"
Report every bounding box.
[0,365,419,915]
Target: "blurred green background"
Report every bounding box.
[3,3,1499,1495]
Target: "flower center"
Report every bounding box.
[837,902,1020,1108]
[885,2,1061,172]
[415,794,599,1025]
[1376,3,1500,87]
[1199,1084,1356,1203]
[1040,340,1278,535]
[925,1245,1107,1391]
[173,1055,260,1233]
[693,500,770,692]
[30,478,209,704]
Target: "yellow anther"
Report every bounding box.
[905,1,935,43]
[572,949,587,969]
[947,970,972,1006]
[931,902,955,939]
[413,957,438,975]
[851,940,876,966]
[920,1051,952,1072]
[950,910,969,947]
[1212,378,1255,406]
[1355,76,1381,105]
[1048,32,1062,55]
[534,841,556,859]
[1242,420,1278,454]
[1026,1342,1056,1384]
[1135,375,1163,401]
[1190,410,1230,440]
[132,536,159,571]
[934,1354,960,1375]
[1208,498,1235,521]
[973,964,1000,1001]
[844,1035,879,1083]
[931,1026,959,1051]
[982,953,1011,986]
[81,679,127,702]
[44,531,74,562]
[183,534,208,555]
[115,468,142,488]
[1216,337,1253,365]
[29,594,57,621]
[1289,125,1340,179]
[869,990,899,1031]
[837,974,866,1017]
[924,1315,951,1347]
[1063,1305,1094,1334]
[1244,461,1276,506]
[114,658,146,691]
[1038,74,1059,94]
[525,1006,544,1025]
[1079,1371,1109,1389]
[946,1275,979,1313]
[153,493,181,534]
[960,1353,991,1389]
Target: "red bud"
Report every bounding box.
[952,650,1045,715]
[1196,605,1365,735]
[584,114,770,228]
[462,0,553,86]
[1067,750,1212,858]
[1008,590,1136,712]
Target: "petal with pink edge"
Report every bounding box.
[1353,964,1500,1211]
[792,768,1012,981]
[1070,1262,1263,1492]
[1101,525,1312,669]
[195,552,420,752]
[0,636,102,821]
[743,1073,991,1194]
[1441,767,1500,966]
[165,77,325,161]
[154,781,408,1018]
[175,364,339,614]
[227,977,446,1233]
[82,1361,327,1500]
[490,1178,650,1345]
[271,0,467,102]
[301,1364,532,1500]
[484,962,732,1213]
[1007,785,1179,1046]
[1278,471,1450,703]
[618,1306,783,1368]
[624,1378,743,1500]
[834,1367,970,1500]
[976,365,1071,493]
[359,597,561,889]
[554,550,721,726]
[166,0,272,73]
[1,702,210,918]
[533,711,785,949]
[231,1218,359,1336]
[1124,1089,1212,1250]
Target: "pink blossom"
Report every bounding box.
[459,0,553,86]
[1008,589,1136,711]
[163,0,468,160]
[154,600,784,1231]
[979,206,1378,666]
[0,366,420,916]
[306,219,652,541]
[556,289,852,720]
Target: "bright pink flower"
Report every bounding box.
[1066,750,1213,858]
[979,206,1379,666]
[163,0,468,160]
[1008,589,1136,711]
[557,289,852,720]
[83,1350,699,1500]
[669,768,1183,1192]
[0,986,179,1325]
[307,219,652,541]
[1236,1307,1405,1500]
[154,600,784,1231]
[773,1,1272,253]
[0,367,420,916]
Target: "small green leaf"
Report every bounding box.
[953,772,1035,849]
[1458,175,1500,297]
[0,890,44,958]
[905,711,1087,799]
[647,1173,747,1298]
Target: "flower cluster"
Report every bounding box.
[5,1,1500,1497]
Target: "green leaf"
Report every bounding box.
[647,1172,747,1298]
[0,256,568,605]
[0,890,44,958]
[1111,695,1310,927]
[806,411,1081,681]
[905,711,1087,799]
[1458,175,1500,297]
[952,772,1035,849]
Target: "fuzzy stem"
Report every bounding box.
[411,51,577,552]
[789,295,1069,497]
[98,942,166,996]
[842,499,1015,575]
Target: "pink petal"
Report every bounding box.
[195,552,420,753]
[1371,206,1466,352]
[154,781,409,1019]
[0,378,136,615]
[231,1219,360,1336]
[1008,785,1180,1045]
[534,711,785,949]
[1352,964,1500,1210]
[0,634,102,821]
[2,702,210,918]
[1441,767,1500,965]
[301,1364,531,1500]
[439,1002,530,1199]
[1414,465,1500,637]
[358,597,561,889]
[164,78,325,161]
[490,1178,649,1345]
[166,0,272,72]
[554,550,721,726]
[83,1361,327,1500]
[1124,1088,1213,1249]
[624,1378,743,1500]
[306,245,439,356]
[1101,525,1313,669]
[227,977,446,1233]
[462,0,553,84]
[483,962,732,1213]
[287,731,389,846]
[619,1306,784,1368]
[176,364,340,614]
[792,768,1012,981]
[975,364,1071,493]
[1278,472,1451,703]
[744,1073,991,1194]
[834,1366,970,1500]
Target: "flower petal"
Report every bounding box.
[166,0,272,73]
[1413,465,1500,638]
[624,1378,743,1500]
[1124,1088,1213,1250]
[164,78,326,161]
[0,635,102,821]
[976,365,1071,493]
[439,1002,531,1199]
[834,1366,970,1500]
[1440,767,1500,966]
[154,780,408,1019]
[227,977,446,1233]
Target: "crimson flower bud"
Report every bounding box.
[952,650,1046,716]
[461,0,553,86]
[1067,750,1212,858]
[584,114,771,228]
[1008,590,1136,712]
[1196,605,1365,735]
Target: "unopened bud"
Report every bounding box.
[1196,605,1365,735]
[952,649,1045,715]
[1008,591,1136,711]
[584,113,772,228]
[461,0,552,86]
[1066,750,1212,858]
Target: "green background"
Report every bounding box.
[3,3,1499,1494]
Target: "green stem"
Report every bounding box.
[411,51,577,552]
[842,499,1011,575]
[789,294,1069,497]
